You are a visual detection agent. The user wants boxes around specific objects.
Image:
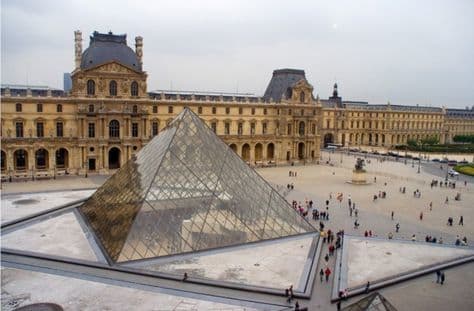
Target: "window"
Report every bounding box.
[109,120,120,138]
[57,104,63,112]
[88,104,94,113]
[88,123,95,138]
[16,103,22,112]
[326,120,330,129]
[109,80,117,96]
[262,122,267,134]
[132,105,138,114]
[197,106,202,114]
[168,106,173,114]
[300,91,305,103]
[212,107,216,114]
[277,109,280,115]
[251,108,255,115]
[131,81,139,96]
[264,108,267,115]
[239,107,243,115]
[238,122,243,135]
[132,123,138,137]
[16,122,24,138]
[37,122,44,138]
[299,122,305,135]
[301,109,304,116]
[211,122,217,133]
[152,121,159,136]
[225,107,230,114]
[87,80,95,95]
[287,124,292,135]
[153,105,158,113]
[225,122,230,134]
[288,109,292,115]
[37,103,43,112]
[250,123,255,135]
[313,109,316,116]
[56,122,63,137]
[312,124,316,134]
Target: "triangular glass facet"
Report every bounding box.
[79,108,315,263]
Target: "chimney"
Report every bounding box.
[74,30,82,69]
[135,36,143,66]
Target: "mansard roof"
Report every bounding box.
[263,68,309,102]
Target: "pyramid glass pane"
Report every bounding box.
[79,108,315,263]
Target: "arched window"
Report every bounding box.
[131,81,139,96]
[132,105,138,114]
[56,104,63,113]
[300,91,305,103]
[109,80,117,96]
[109,120,120,138]
[88,104,94,113]
[87,80,95,95]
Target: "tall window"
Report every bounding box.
[153,105,158,113]
[87,80,95,95]
[88,123,95,138]
[109,80,117,96]
[211,122,217,133]
[198,106,202,114]
[225,122,230,135]
[287,124,292,135]
[56,104,63,112]
[251,108,255,115]
[37,103,43,112]
[288,109,292,115]
[109,120,120,138]
[56,122,63,137]
[300,91,305,103]
[16,103,22,112]
[225,107,230,114]
[168,106,173,114]
[37,122,44,138]
[16,122,24,138]
[238,107,243,115]
[250,123,255,135]
[312,124,316,134]
[152,121,158,136]
[132,105,138,114]
[212,107,216,114]
[88,104,94,113]
[262,122,267,134]
[132,123,138,137]
[238,122,243,135]
[263,108,267,115]
[299,121,305,136]
[131,81,139,96]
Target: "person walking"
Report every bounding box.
[325,267,331,282]
[391,211,394,220]
[319,268,324,282]
[436,270,441,283]
[419,212,423,221]
[445,196,449,204]
[440,272,445,285]
[459,216,464,226]
[395,223,400,233]
[365,281,370,293]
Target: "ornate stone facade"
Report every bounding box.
[1,30,473,180]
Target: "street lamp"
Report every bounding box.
[53,164,56,180]
[417,158,421,174]
[84,161,88,178]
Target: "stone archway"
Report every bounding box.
[242,144,250,161]
[55,148,69,169]
[1,150,6,172]
[35,148,49,170]
[267,143,275,160]
[298,142,305,159]
[108,147,121,169]
[323,133,334,147]
[229,144,237,154]
[14,149,28,171]
[255,143,263,161]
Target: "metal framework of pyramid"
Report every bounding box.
[79,108,315,264]
[341,292,398,311]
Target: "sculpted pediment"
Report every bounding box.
[85,61,141,75]
[293,79,314,91]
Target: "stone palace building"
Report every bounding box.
[1,31,473,179]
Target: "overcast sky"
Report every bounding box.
[2,0,473,108]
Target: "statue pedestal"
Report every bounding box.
[347,169,370,185]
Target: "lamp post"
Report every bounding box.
[417,154,421,174]
[84,161,88,178]
[53,164,56,180]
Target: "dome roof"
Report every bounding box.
[80,31,142,71]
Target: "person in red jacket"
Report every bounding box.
[325,267,332,282]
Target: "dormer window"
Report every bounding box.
[300,91,305,103]
[109,80,117,96]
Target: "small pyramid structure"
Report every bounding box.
[342,292,397,311]
[79,108,315,263]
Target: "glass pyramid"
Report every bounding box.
[79,107,315,263]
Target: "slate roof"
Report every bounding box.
[81,31,142,72]
[263,69,307,102]
[446,108,474,118]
